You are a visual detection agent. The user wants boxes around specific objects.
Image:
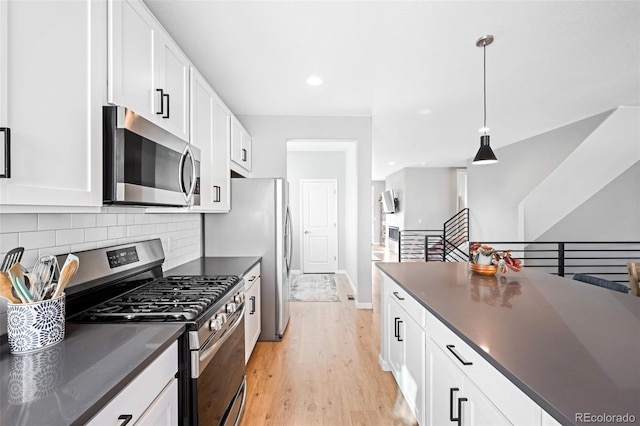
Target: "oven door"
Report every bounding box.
[103,105,200,207]
[191,305,246,426]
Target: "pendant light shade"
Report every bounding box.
[472,35,498,165]
[473,135,498,164]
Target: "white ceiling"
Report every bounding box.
[144,0,640,180]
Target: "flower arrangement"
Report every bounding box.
[470,243,522,274]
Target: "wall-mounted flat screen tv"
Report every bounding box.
[381,190,396,213]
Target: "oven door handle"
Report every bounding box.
[193,306,245,378]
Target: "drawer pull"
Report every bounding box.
[392,291,405,301]
[446,344,473,366]
[118,414,133,425]
[449,387,459,422]
[397,319,403,342]
[250,296,256,314]
[247,275,257,282]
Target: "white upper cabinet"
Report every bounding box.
[0,0,104,208]
[230,116,252,175]
[108,0,190,142]
[190,68,231,212]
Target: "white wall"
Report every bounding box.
[0,207,201,335]
[372,180,385,244]
[238,115,373,307]
[467,110,613,242]
[287,151,346,271]
[538,162,640,241]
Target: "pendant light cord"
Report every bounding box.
[483,43,487,134]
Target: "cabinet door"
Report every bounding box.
[388,298,404,378]
[245,276,261,363]
[155,31,190,141]
[108,0,156,119]
[135,379,178,425]
[230,116,243,166]
[0,0,104,206]
[403,313,426,425]
[428,339,465,426]
[211,95,231,211]
[464,379,510,426]
[241,129,252,171]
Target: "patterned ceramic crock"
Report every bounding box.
[7,293,65,354]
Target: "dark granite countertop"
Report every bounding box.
[377,262,640,426]
[165,256,261,278]
[0,323,184,425]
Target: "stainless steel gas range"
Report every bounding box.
[63,239,246,426]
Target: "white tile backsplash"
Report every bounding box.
[0,208,202,335]
[0,213,38,233]
[38,213,72,230]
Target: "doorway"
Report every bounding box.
[300,179,338,273]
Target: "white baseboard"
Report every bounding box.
[356,302,373,309]
[379,353,391,371]
[335,271,373,309]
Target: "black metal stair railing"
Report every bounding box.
[398,230,442,262]
[474,241,640,284]
[442,208,469,262]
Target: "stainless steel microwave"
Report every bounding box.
[103,106,200,207]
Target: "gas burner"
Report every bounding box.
[73,275,241,323]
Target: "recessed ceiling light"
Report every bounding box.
[388,161,396,166]
[306,75,323,86]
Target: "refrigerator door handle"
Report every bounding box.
[285,206,293,275]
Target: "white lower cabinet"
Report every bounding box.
[428,340,509,426]
[380,273,548,426]
[244,263,262,363]
[384,278,426,425]
[87,341,178,425]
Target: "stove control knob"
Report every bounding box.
[234,294,244,304]
[208,318,223,331]
[215,313,227,323]
[226,303,237,314]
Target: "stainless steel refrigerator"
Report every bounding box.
[203,178,292,341]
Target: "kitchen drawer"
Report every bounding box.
[427,311,539,425]
[87,341,177,425]
[384,275,425,328]
[244,263,261,291]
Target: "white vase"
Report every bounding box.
[476,254,493,265]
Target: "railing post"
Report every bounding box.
[424,236,428,262]
[558,242,565,277]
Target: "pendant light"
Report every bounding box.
[472,35,498,165]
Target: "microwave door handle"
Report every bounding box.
[179,145,197,204]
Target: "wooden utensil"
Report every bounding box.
[8,262,33,303]
[0,272,21,303]
[52,258,79,299]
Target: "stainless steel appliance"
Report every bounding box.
[103,106,201,207]
[63,239,245,425]
[203,178,292,341]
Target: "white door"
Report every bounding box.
[301,180,338,273]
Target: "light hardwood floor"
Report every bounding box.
[240,248,415,426]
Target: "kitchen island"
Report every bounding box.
[377,261,640,425]
[0,323,184,425]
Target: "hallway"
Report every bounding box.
[239,265,415,425]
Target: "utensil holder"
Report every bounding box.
[7,293,65,354]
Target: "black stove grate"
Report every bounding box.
[72,275,241,322]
